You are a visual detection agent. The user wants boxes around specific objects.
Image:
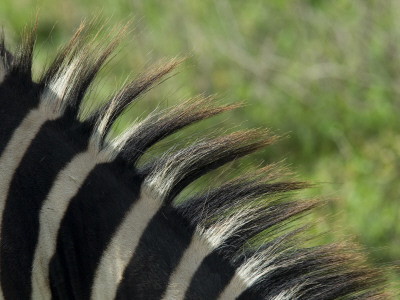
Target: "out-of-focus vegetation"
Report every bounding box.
[1,0,399,293]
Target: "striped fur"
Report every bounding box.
[0,21,389,299]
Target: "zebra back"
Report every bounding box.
[0,21,389,299]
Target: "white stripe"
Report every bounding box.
[218,248,281,300]
[162,234,213,300]
[0,109,46,219]
[217,273,248,300]
[0,86,70,236]
[31,148,106,299]
[91,189,162,300]
[0,108,48,297]
[163,210,254,299]
[219,276,300,300]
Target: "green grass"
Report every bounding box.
[1,0,400,294]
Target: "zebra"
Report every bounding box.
[0,20,389,299]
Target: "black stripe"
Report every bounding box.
[236,288,262,300]
[49,162,142,300]
[0,115,89,299]
[0,75,40,156]
[183,249,236,300]
[115,207,195,300]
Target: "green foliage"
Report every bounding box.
[1,0,399,293]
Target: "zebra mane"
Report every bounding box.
[0,21,389,299]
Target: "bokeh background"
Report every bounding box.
[1,0,400,294]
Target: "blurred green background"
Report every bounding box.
[1,0,399,294]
